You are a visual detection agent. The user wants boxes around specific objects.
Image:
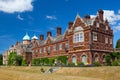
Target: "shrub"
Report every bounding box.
[68,62,75,67]
[49,68,53,73]
[77,62,84,67]
[22,59,27,66]
[40,67,45,73]
[49,58,54,66]
[105,54,111,66]
[112,60,120,66]
[93,62,101,66]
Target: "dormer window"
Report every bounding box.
[74,26,84,43]
[96,23,99,27]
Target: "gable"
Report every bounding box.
[72,14,86,30]
[46,37,52,44]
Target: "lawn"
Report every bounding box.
[0,66,120,80]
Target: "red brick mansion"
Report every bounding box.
[3,10,113,65]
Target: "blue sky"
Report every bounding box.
[0,0,120,54]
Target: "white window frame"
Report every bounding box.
[105,37,108,43]
[40,48,42,53]
[54,44,57,51]
[93,32,97,41]
[59,44,62,50]
[110,38,112,44]
[106,25,108,30]
[48,46,50,52]
[96,23,99,27]
[74,32,84,43]
[66,42,69,49]
[44,47,46,53]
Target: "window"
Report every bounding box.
[106,26,108,30]
[59,44,62,50]
[44,47,46,53]
[94,55,99,62]
[35,50,38,53]
[74,32,84,42]
[72,56,77,64]
[96,23,99,27]
[66,42,69,50]
[74,26,84,43]
[105,37,108,43]
[48,46,50,53]
[110,38,112,44]
[93,32,97,41]
[54,44,57,51]
[40,48,42,53]
[82,55,87,64]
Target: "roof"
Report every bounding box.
[32,35,38,40]
[23,33,30,40]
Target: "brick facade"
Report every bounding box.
[32,10,113,64]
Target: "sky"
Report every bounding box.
[0,0,120,54]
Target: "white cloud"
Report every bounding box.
[91,10,120,25]
[46,15,56,20]
[17,15,24,20]
[90,10,120,32]
[115,26,120,30]
[0,0,34,13]
[103,10,120,25]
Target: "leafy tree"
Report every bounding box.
[8,52,17,65]
[0,54,3,65]
[8,52,23,66]
[116,39,120,48]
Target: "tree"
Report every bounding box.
[116,39,120,48]
[8,52,17,65]
[15,55,23,66]
[8,52,23,66]
[0,54,3,65]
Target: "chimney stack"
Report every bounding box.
[98,9,104,21]
[40,34,44,41]
[56,27,62,36]
[68,22,73,29]
[47,31,52,37]
[84,15,90,19]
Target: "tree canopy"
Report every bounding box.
[0,54,3,65]
[8,52,23,66]
[116,39,120,48]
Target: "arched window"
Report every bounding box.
[74,26,84,43]
[102,55,106,63]
[72,56,77,64]
[82,55,87,64]
[94,55,99,62]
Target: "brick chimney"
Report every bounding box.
[56,27,62,36]
[40,34,44,41]
[84,15,90,19]
[98,9,104,21]
[68,22,73,29]
[47,31,52,37]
